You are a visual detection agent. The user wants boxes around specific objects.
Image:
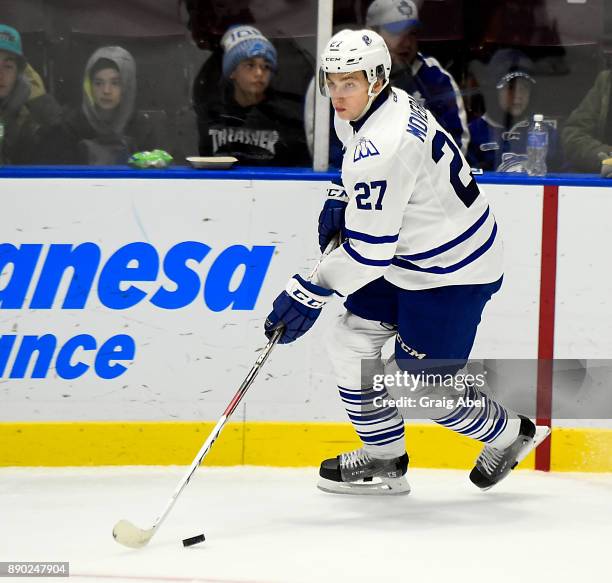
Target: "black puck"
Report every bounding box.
[182,533,205,547]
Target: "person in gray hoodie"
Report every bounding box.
[42,46,165,165]
[0,24,61,164]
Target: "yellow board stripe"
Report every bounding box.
[0,422,611,472]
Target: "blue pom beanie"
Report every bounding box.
[221,25,277,78]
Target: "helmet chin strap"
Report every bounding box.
[352,78,389,122]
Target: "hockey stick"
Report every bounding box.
[112,238,338,548]
[112,327,282,548]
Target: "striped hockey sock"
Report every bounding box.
[430,382,520,450]
[339,385,406,459]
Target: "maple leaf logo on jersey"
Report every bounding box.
[398,0,415,18]
[353,138,380,162]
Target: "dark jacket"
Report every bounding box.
[468,114,560,172]
[197,80,310,166]
[562,70,612,173]
[40,107,164,165]
[0,71,61,165]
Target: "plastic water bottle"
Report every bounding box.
[526,114,548,176]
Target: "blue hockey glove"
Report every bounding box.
[318,185,348,252]
[264,274,334,344]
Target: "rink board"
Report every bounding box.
[555,186,612,357]
[0,175,611,470]
[0,178,542,423]
[1,421,610,472]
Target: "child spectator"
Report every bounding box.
[41,46,166,165]
[0,24,61,164]
[562,69,612,173]
[196,25,310,166]
[468,49,559,172]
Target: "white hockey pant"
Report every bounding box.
[328,312,404,459]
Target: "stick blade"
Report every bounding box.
[112,519,154,549]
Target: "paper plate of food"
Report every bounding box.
[186,156,238,169]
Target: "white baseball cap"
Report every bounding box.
[366,0,420,35]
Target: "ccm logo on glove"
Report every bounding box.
[286,278,330,308]
[264,274,334,344]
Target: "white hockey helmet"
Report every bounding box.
[318,29,392,98]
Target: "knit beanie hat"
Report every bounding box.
[221,25,277,78]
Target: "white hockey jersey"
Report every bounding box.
[313,88,503,297]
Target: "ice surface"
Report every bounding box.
[1,466,611,583]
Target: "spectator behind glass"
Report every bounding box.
[468,49,559,173]
[41,46,166,165]
[562,68,612,173]
[0,24,61,164]
[366,0,470,154]
[196,25,310,166]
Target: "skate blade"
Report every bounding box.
[317,476,411,496]
[513,425,552,468]
[479,425,553,491]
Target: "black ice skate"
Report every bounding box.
[470,416,551,491]
[317,448,410,495]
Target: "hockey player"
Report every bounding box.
[264,29,550,495]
